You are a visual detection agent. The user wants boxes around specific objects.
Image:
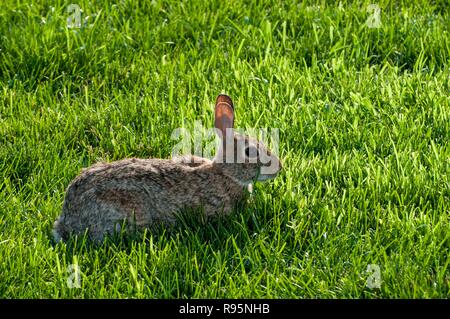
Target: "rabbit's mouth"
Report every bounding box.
[257,174,277,182]
[256,167,279,182]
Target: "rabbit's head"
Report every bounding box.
[213,95,282,186]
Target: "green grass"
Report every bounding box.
[0,0,449,298]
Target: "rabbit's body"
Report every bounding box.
[53,156,246,242]
[53,95,282,243]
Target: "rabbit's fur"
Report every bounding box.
[53,95,282,242]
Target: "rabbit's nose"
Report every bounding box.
[263,159,282,172]
[271,158,282,171]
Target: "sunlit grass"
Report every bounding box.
[0,0,449,298]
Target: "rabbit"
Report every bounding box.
[52,94,282,243]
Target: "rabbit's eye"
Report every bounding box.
[245,146,259,158]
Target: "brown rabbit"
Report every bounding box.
[52,95,282,242]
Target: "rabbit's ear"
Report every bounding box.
[215,94,234,136]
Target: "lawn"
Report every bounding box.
[0,0,449,298]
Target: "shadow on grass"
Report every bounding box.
[51,201,263,260]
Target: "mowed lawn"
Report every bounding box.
[0,0,449,298]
